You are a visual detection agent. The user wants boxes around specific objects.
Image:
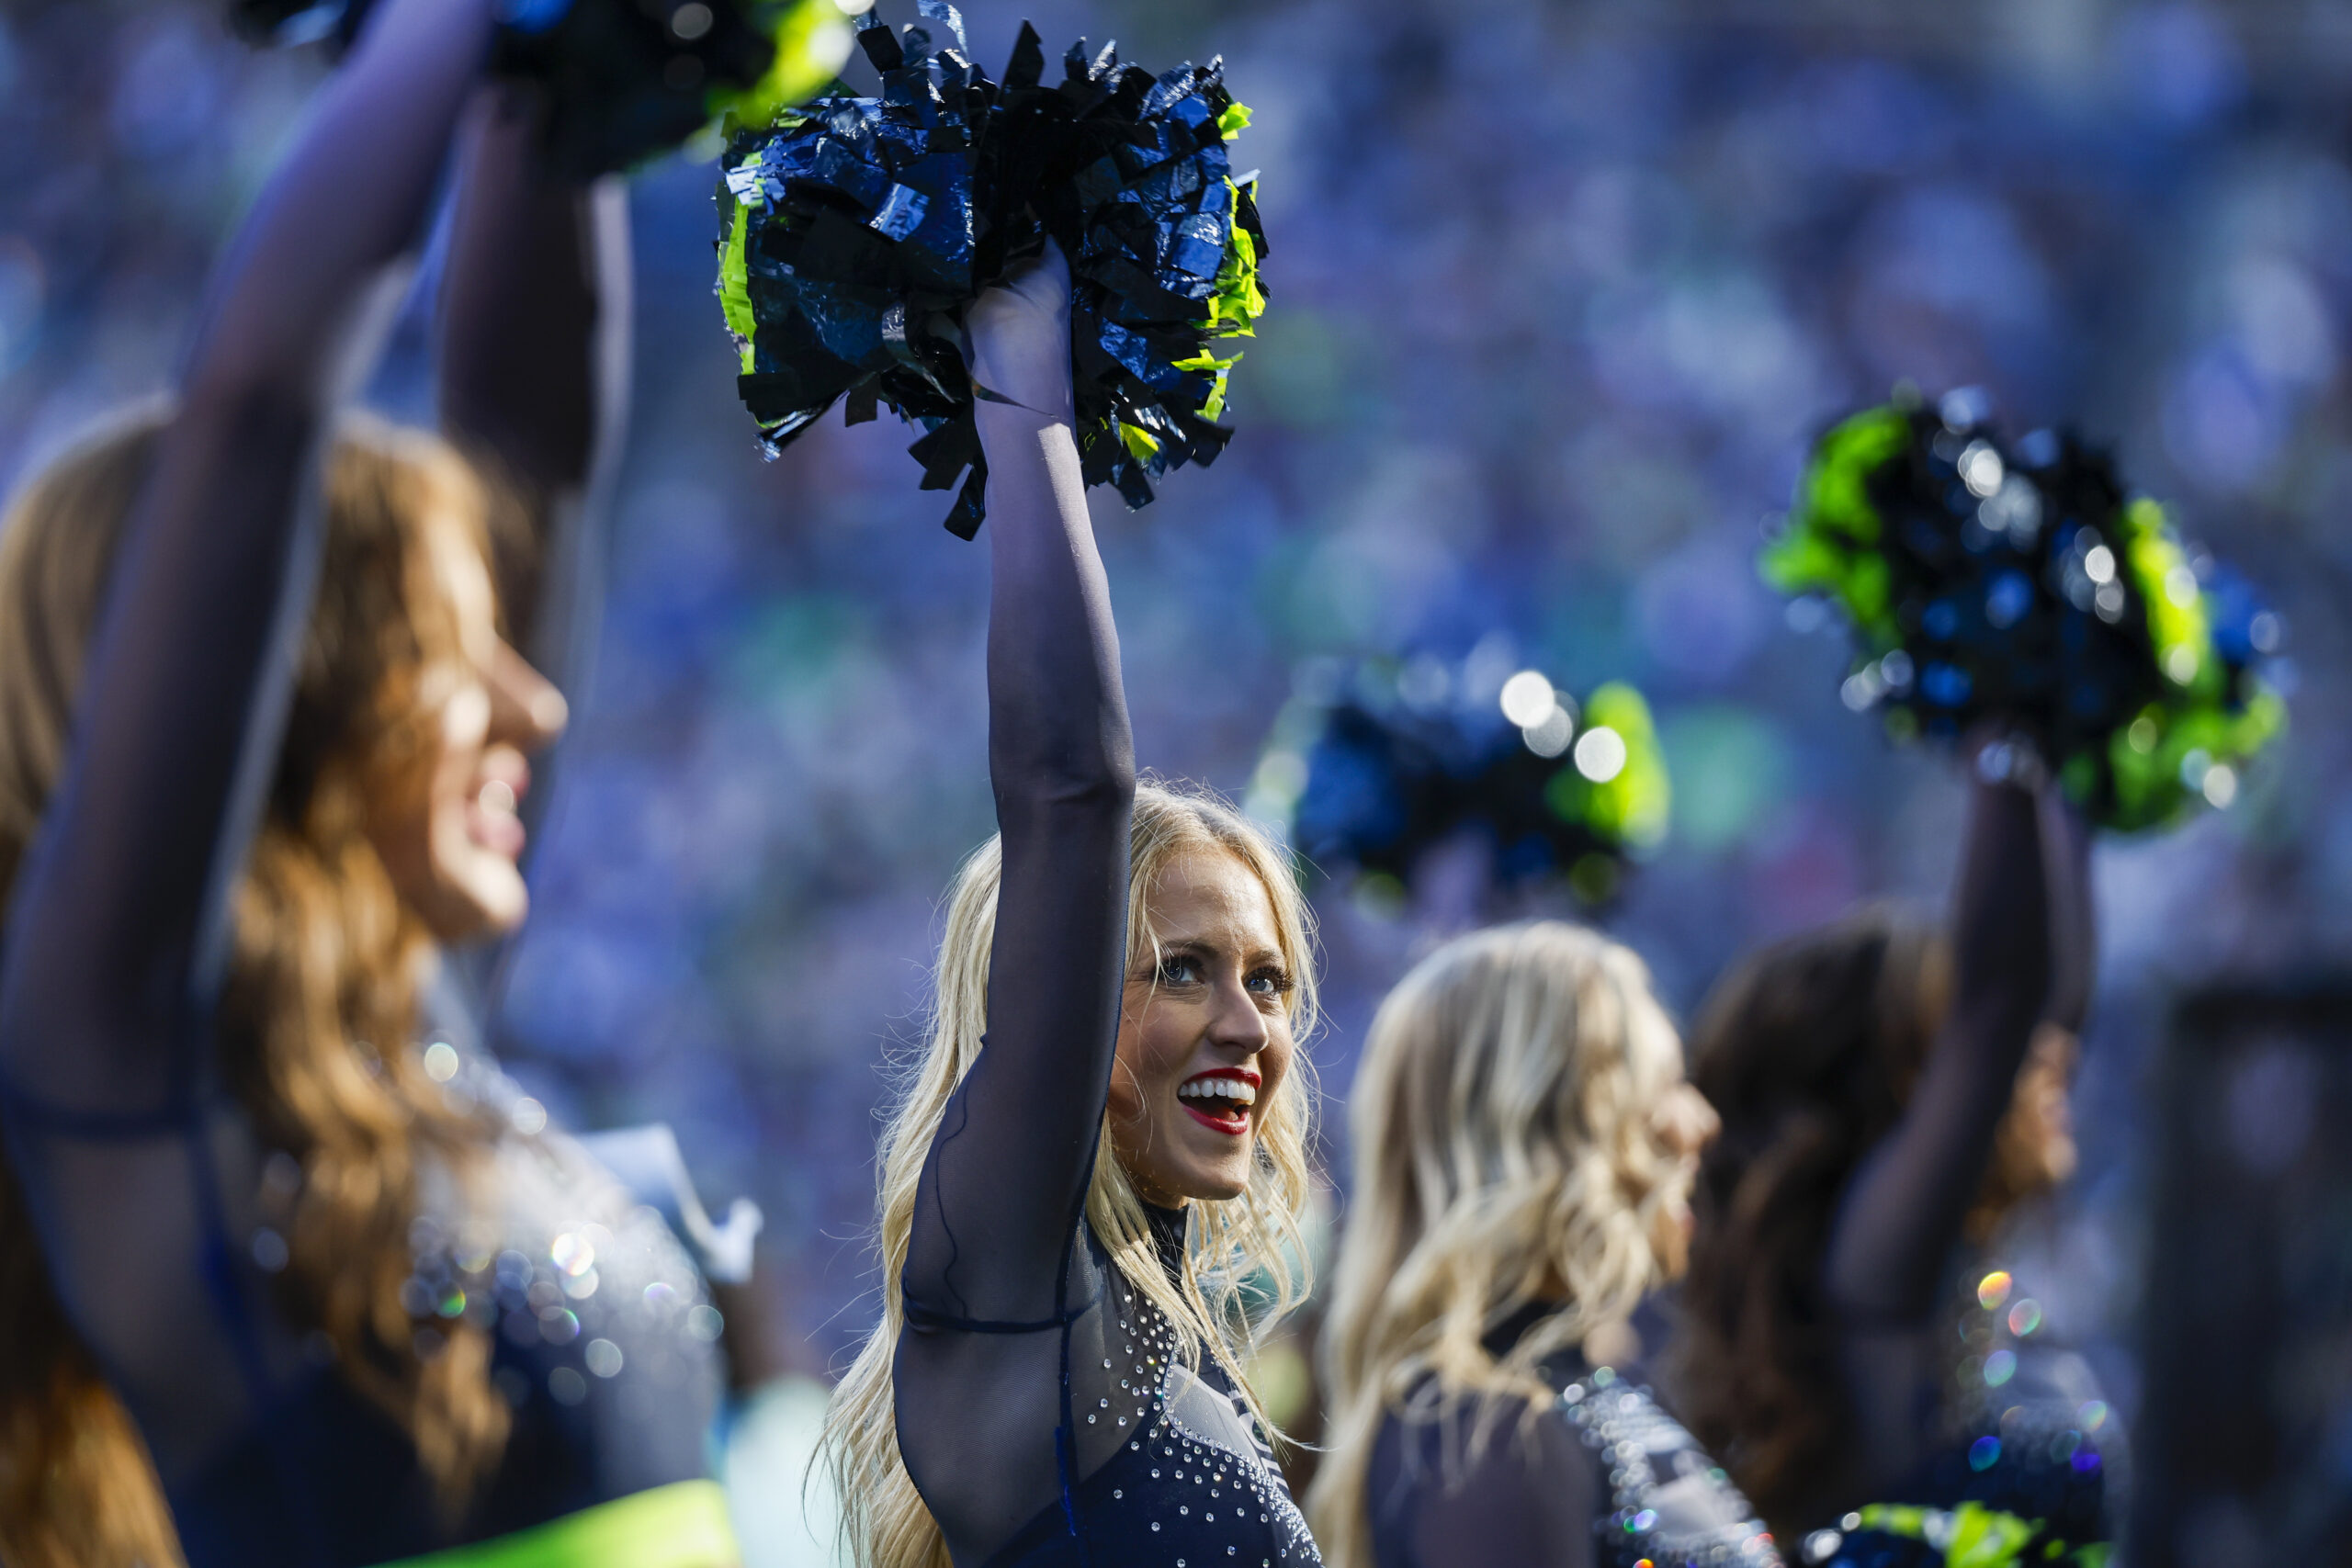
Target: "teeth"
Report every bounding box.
[1179,1077,1255,1107]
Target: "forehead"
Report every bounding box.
[1148,846,1282,954]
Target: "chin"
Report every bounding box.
[416,863,529,944]
[1177,1159,1252,1203]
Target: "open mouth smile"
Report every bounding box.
[1175,1068,1259,1136]
[466,772,529,861]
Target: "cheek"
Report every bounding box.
[1109,1003,1173,1120]
[440,687,490,772]
[1256,1026,1296,1104]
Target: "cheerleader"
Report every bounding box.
[0,1,736,1560]
[1309,921,1772,1568]
[1673,751,2099,1561]
[818,243,1324,1568]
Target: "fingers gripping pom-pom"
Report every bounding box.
[1257,658,1669,909]
[715,6,1268,537]
[229,0,852,175]
[1763,389,2286,831]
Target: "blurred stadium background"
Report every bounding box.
[6,0,2351,1561]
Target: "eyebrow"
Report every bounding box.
[1151,936,1287,969]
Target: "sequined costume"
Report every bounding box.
[959,1206,1320,1568]
[1365,1307,1777,1568]
[888,280,1314,1568]
[0,0,730,1560]
[1797,1259,2110,1568]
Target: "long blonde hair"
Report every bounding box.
[821,780,1322,1568]
[1306,922,1692,1568]
[0,404,516,1565]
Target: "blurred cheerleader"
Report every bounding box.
[1308,921,1774,1568]
[0,0,739,1562]
[1673,752,2100,1562]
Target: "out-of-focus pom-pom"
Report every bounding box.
[1763,389,2286,830]
[1252,655,1668,908]
[227,0,854,175]
[714,6,1265,536]
[228,0,370,50]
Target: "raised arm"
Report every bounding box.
[436,84,631,686]
[902,243,1138,1325]
[1822,758,2058,1323]
[0,0,494,1112]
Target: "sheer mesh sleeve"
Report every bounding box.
[889,368,1138,1561]
[0,0,492,1485]
[435,85,628,689]
[1823,774,2051,1324]
[1821,771,2061,1492]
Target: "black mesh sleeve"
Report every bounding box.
[889,256,1140,1561]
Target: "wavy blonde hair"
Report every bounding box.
[1306,922,1692,1568]
[0,403,516,1565]
[821,780,1321,1568]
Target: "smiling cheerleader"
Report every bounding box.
[0,1,744,1562]
[817,242,1323,1568]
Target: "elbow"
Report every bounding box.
[993,736,1137,833]
[178,358,320,457]
[1951,952,2052,1041]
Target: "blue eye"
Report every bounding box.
[1156,957,1202,986]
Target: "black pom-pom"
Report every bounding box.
[228,0,372,50]
[1767,389,2284,829]
[229,0,847,177]
[715,5,1266,536]
[1261,660,1668,908]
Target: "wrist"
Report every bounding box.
[967,340,1072,423]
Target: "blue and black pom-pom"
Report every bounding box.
[1258,659,1669,908]
[229,0,845,176]
[1764,389,2284,830]
[715,2,1266,537]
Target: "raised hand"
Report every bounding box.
[966,240,1074,426]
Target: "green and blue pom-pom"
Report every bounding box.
[1253,657,1668,908]
[230,0,852,175]
[714,3,1267,536]
[1764,389,2285,832]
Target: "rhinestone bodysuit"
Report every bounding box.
[942,1210,1320,1568]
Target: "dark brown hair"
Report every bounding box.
[0,404,514,1566]
[1671,904,1951,1538]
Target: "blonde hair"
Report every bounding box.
[1306,922,1692,1568]
[820,779,1322,1568]
[0,403,515,1565]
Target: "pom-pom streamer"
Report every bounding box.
[715,5,1267,536]
[1763,390,2285,830]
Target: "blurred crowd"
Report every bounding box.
[6,0,2352,1561]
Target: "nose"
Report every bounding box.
[1659,1084,1720,1159]
[1204,973,1272,1055]
[486,639,568,755]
